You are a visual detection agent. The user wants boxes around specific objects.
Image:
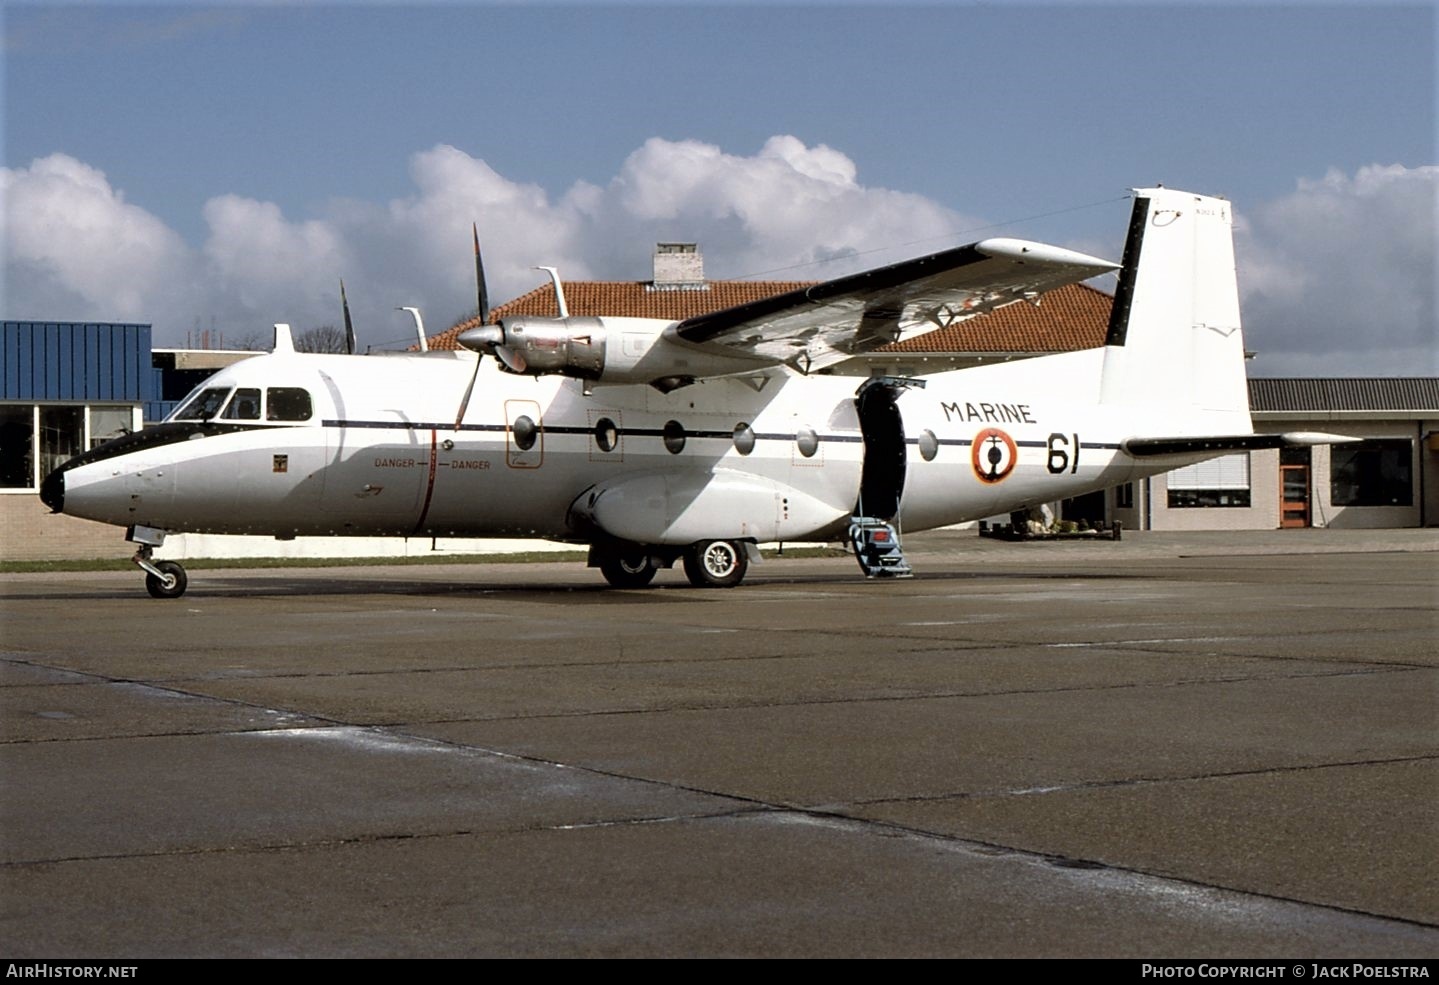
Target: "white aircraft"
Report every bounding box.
[40,187,1335,598]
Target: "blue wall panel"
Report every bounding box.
[96,328,114,401]
[45,324,61,399]
[3,323,21,397]
[85,325,102,401]
[2,322,153,402]
[57,325,73,400]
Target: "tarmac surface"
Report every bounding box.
[2,528,1435,957]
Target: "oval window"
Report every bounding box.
[663,420,686,455]
[594,417,618,453]
[919,429,939,462]
[733,422,756,456]
[796,426,819,458]
[512,415,537,451]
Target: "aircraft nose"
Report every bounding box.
[39,466,64,513]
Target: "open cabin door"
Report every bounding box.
[855,378,913,520]
[850,378,921,578]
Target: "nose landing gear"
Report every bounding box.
[139,553,188,599]
[127,525,188,599]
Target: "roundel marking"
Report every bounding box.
[971,428,1018,484]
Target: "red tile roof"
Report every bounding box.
[427,280,1111,354]
[883,282,1112,353]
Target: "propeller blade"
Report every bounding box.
[340,279,357,354]
[495,345,527,374]
[473,223,491,325]
[454,353,481,431]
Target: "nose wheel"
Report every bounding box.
[133,544,188,599]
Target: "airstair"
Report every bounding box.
[847,516,913,579]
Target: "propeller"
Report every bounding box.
[340,279,357,354]
[453,224,493,430]
[474,223,490,326]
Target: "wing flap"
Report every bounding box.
[673,238,1118,373]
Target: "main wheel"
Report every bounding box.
[144,560,188,599]
[599,549,658,588]
[683,540,747,588]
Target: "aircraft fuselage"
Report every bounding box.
[46,344,1221,546]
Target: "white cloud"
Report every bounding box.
[2,153,201,323]
[1236,164,1437,377]
[4,138,971,347]
[5,146,1433,379]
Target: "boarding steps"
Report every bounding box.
[847,517,913,579]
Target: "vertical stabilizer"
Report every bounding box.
[1099,189,1250,428]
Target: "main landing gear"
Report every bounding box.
[127,526,188,599]
[591,539,752,589]
[682,540,748,588]
[598,547,659,588]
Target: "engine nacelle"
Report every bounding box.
[460,316,605,380]
[457,315,771,391]
[567,468,851,545]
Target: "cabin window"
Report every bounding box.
[1166,453,1251,508]
[594,418,618,453]
[796,426,819,458]
[662,420,686,455]
[223,388,261,421]
[267,388,313,422]
[918,429,939,462]
[512,415,538,451]
[733,423,755,456]
[1330,439,1412,506]
[172,387,230,421]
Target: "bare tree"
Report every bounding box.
[295,324,350,353]
[230,330,271,351]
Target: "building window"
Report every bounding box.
[0,406,34,488]
[1167,453,1251,508]
[38,406,85,482]
[1115,482,1134,509]
[2,404,139,490]
[89,406,133,447]
[1331,439,1412,506]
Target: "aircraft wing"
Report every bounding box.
[672,238,1119,373]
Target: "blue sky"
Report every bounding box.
[4,2,1435,374]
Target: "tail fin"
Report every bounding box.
[1099,188,1251,429]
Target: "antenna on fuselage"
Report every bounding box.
[534,266,569,318]
[397,306,427,353]
[340,279,357,354]
[272,323,294,354]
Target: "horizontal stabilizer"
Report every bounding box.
[1123,432,1358,457]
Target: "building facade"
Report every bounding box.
[1,322,156,560]
[1108,378,1438,531]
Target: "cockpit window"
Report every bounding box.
[267,387,313,422]
[222,388,261,420]
[172,387,230,421]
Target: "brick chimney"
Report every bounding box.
[650,242,707,292]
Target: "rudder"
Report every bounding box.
[1099,188,1250,428]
